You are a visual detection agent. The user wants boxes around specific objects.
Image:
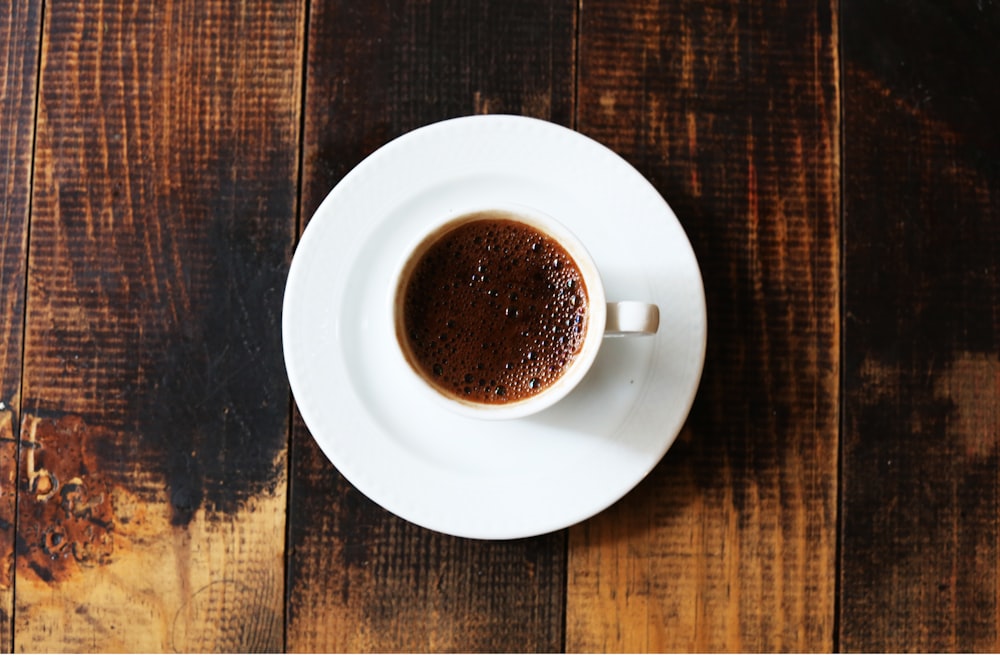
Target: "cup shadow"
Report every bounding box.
[523,336,676,455]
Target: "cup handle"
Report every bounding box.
[605,301,659,337]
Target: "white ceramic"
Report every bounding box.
[283,115,707,540]
[391,203,659,420]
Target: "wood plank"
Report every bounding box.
[567,0,840,651]
[840,0,1000,652]
[286,0,575,652]
[0,0,43,653]
[15,0,303,652]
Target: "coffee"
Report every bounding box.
[398,216,589,404]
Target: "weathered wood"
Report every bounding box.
[567,0,840,651]
[16,0,303,652]
[286,0,575,652]
[0,0,44,653]
[840,0,1000,652]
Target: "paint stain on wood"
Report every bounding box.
[13,401,288,585]
[0,406,16,590]
[14,413,143,585]
[138,251,290,529]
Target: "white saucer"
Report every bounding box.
[283,115,706,540]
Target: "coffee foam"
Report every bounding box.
[399,217,589,404]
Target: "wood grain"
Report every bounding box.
[286,0,575,652]
[567,0,840,651]
[16,0,303,652]
[0,0,43,653]
[3,0,995,653]
[840,0,1000,652]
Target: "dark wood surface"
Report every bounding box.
[0,0,996,653]
[840,0,1000,652]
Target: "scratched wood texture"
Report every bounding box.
[839,0,1000,652]
[565,0,840,652]
[0,0,43,653]
[15,0,303,652]
[285,0,576,652]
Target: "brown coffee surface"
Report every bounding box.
[399,217,589,404]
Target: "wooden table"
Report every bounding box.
[1,0,997,653]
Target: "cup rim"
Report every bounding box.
[392,203,607,420]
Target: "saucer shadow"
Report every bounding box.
[524,336,668,456]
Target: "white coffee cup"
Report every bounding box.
[393,203,658,420]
